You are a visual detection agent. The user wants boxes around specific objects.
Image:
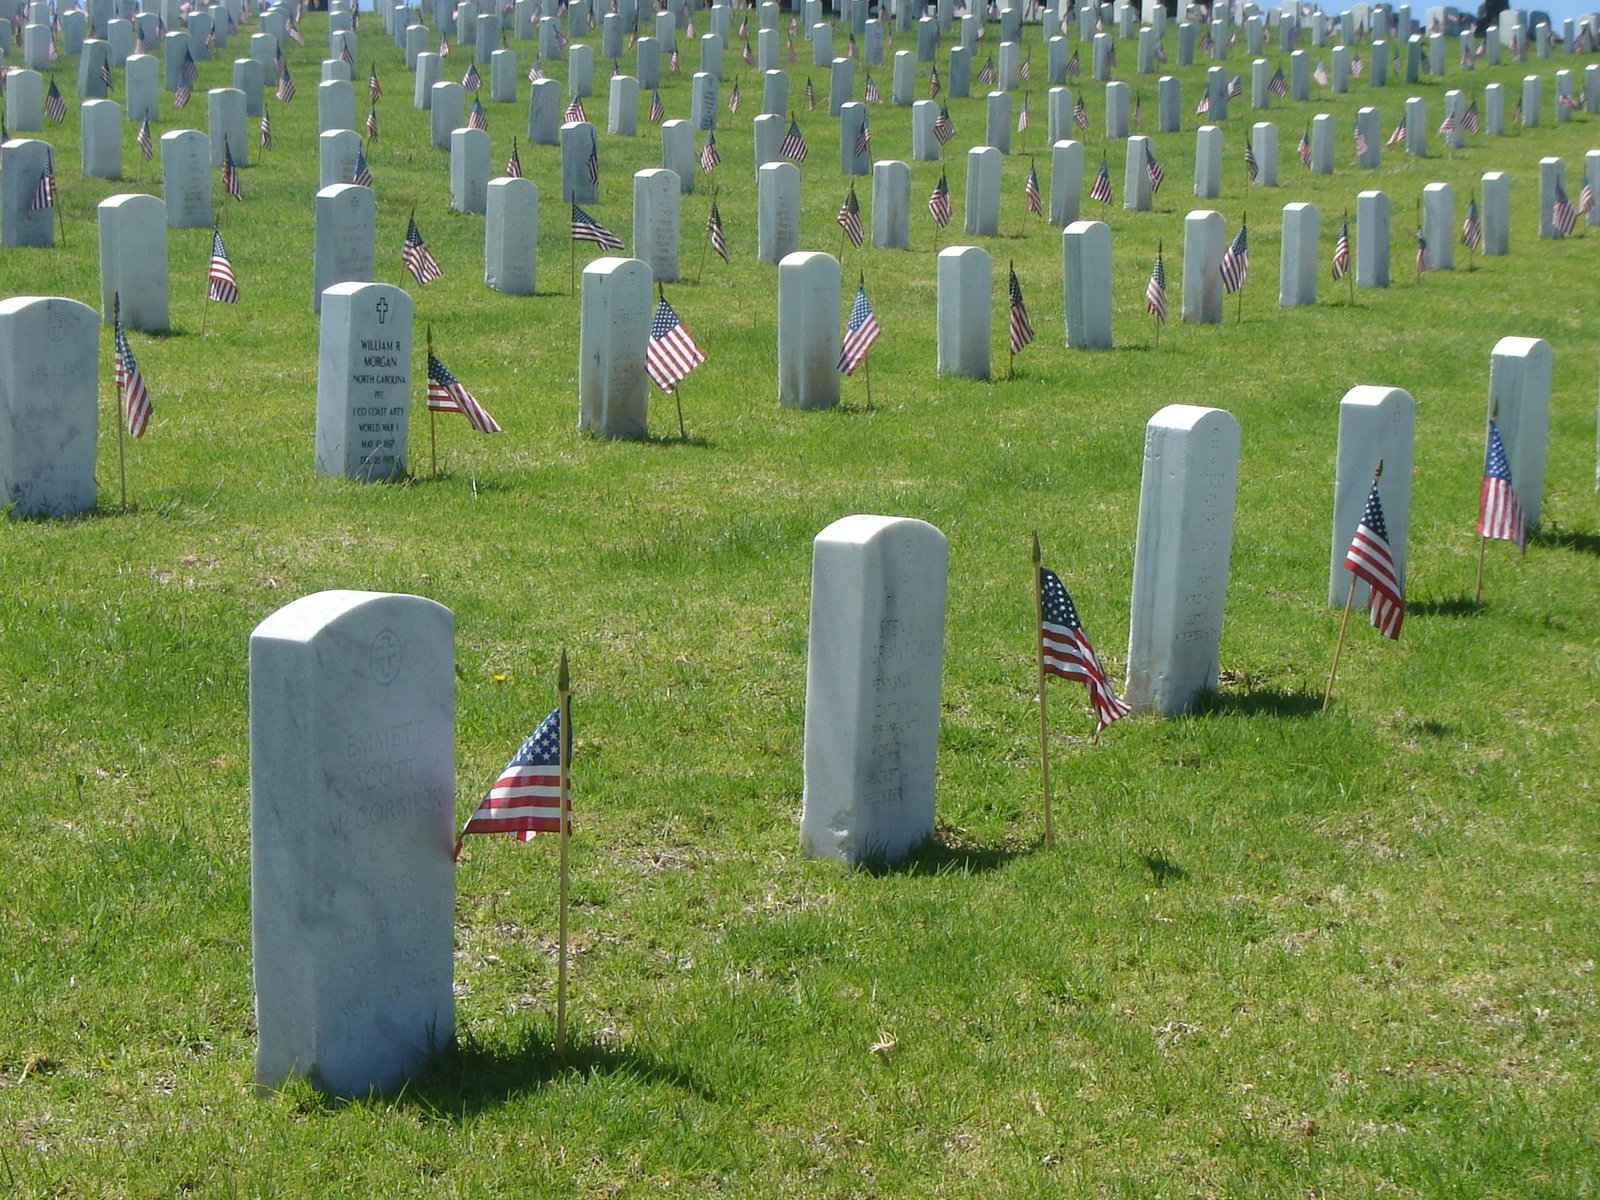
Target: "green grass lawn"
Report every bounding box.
[2,11,1599,1197]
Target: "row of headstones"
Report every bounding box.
[234,330,1554,1092]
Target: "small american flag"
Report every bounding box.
[1220,221,1248,292]
[1351,53,1364,77]
[1089,157,1112,203]
[1438,112,1456,137]
[175,78,192,107]
[649,88,664,122]
[934,105,954,144]
[1512,99,1523,125]
[928,170,952,227]
[837,281,880,375]
[1020,55,1031,81]
[207,229,239,303]
[369,65,382,102]
[339,41,354,66]
[1073,95,1088,129]
[707,199,728,262]
[1477,419,1526,551]
[1298,127,1312,167]
[528,62,545,82]
[114,314,154,438]
[700,129,720,172]
[1461,196,1482,249]
[506,139,522,177]
[1066,46,1080,75]
[784,36,792,63]
[44,79,66,122]
[1008,264,1034,355]
[139,117,155,159]
[1024,162,1042,214]
[427,350,503,432]
[1559,91,1581,111]
[978,56,995,85]
[1268,65,1288,96]
[727,81,740,113]
[222,141,242,200]
[1332,218,1351,279]
[672,46,680,71]
[463,60,481,92]
[864,73,880,103]
[1354,125,1369,157]
[836,184,863,247]
[28,151,55,212]
[804,76,815,109]
[1244,140,1258,183]
[853,115,870,157]
[453,707,567,859]
[1462,100,1480,133]
[742,39,753,65]
[1385,119,1406,148]
[353,147,373,186]
[277,65,295,102]
[180,47,197,84]
[439,32,451,55]
[366,104,379,140]
[1195,91,1210,115]
[1313,59,1328,86]
[1415,228,1427,273]
[586,129,599,184]
[646,295,706,392]
[1228,73,1243,99]
[100,57,113,91]
[1145,248,1167,322]
[1552,180,1578,236]
[468,96,488,130]
[286,18,304,45]
[1016,95,1029,132]
[929,64,940,97]
[1199,33,1214,53]
[1344,479,1404,638]
[571,201,624,249]
[1580,179,1596,216]
[780,117,808,161]
[565,96,586,122]
[403,215,443,284]
[1038,566,1131,733]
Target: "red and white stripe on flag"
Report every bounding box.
[455,707,567,858]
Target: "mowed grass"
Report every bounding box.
[2,12,1599,1197]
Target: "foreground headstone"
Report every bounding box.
[312,185,376,313]
[315,282,412,481]
[1062,220,1112,349]
[777,251,841,410]
[1125,404,1239,716]
[578,256,651,439]
[936,245,991,379]
[97,193,168,330]
[1488,336,1551,525]
[1182,208,1225,323]
[484,176,538,295]
[1330,386,1414,606]
[250,589,455,1097]
[801,515,947,866]
[0,296,98,519]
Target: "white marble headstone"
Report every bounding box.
[97,193,169,331]
[250,589,455,1097]
[315,282,413,481]
[1330,386,1414,606]
[0,297,98,519]
[801,515,947,865]
[1488,336,1552,526]
[578,256,651,439]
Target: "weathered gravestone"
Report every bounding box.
[97,193,168,331]
[632,168,680,282]
[485,176,538,295]
[1330,386,1413,606]
[777,250,841,410]
[0,296,98,519]
[315,282,412,481]
[578,256,651,439]
[1124,404,1240,716]
[250,589,455,1097]
[1488,336,1551,525]
[161,129,213,228]
[1182,207,1225,322]
[757,160,800,264]
[801,515,947,865]
[319,129,363,188]
[312,184,376,314]
[81,99,123,180]
[450,127,491,215]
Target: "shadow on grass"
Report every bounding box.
[1190,688,1324,719]
[1531,525,1600,556]
[639,431,715,450]
[1141,852,1188,886]
[857,827,1019,877]
[394,1027,715,1118]
[1407,595,1484,618]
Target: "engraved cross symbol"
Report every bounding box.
[375,297,389,324]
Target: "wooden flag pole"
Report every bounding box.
[555,648,572,1058]
[1235,212,1246,325]
[1324,459,1382,712]
[1474,401,1496,603]
[1031,532,1054,850]
[1154,238,1162,350]
[1345,210,1355,305]
[1468,190,1477,270]
[113,293,128,512]
[427,324,439,477]
[569,193,578,296]
[1414,196,1423,280]
[696,186,717,285]
[201,218,216,336]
